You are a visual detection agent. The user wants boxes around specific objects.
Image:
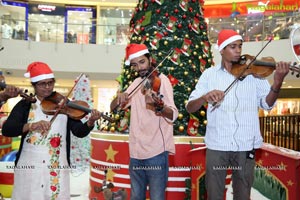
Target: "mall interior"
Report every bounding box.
[0,0,300,200]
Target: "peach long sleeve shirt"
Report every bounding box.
[124,73,178,159]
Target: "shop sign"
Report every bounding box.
[29,3,65,16]
[37,5,56,12]
[77,33,89,44]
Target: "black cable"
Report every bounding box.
[158,116,166,152]
[233,81,240,151]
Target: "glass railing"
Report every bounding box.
[1,11,300,45]
[207,11,300,43]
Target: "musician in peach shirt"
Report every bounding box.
[110,44,178,200]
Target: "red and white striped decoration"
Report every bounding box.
[89,132,204,200]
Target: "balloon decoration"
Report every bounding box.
[0,150,17,161]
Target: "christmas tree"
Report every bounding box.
[111,0,213,136]
[70,74,93,175]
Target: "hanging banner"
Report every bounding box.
[204,0,299,18]
[77,33,89,44]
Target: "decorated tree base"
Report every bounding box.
[189,143,300,200]
[89,132,205,200]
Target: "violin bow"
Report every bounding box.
[212,39,272,108]
[67,73,85,97]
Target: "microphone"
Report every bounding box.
[0,47,4,51]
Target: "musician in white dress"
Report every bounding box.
[2,62,101,200]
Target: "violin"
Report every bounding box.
[230,54,300,79]
[111,49,174,112]
[41,91,114,122]
[0,82,36,103]
[143,70,161,93]
[142,70,164,110]
[212,54,299,108]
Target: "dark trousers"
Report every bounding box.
[205,149,255,200]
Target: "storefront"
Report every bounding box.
[28,3,65,42]
[0,0,27,40]
[65,6,96,44]
[98,7,132,45]
[1,1,97,44]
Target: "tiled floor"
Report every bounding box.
[70,169,90,200]
[70,170,270,200]
[1,166,90,200]
[2,165,270,200]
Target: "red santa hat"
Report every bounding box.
[24,62,54,83]
[217,29,243,51]
[125,43,149,65]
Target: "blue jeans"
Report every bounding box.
[129,151,169,200]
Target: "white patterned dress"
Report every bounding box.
[12,99,70,200]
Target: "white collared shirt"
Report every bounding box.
[187,64,274,151]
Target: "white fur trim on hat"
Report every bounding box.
[218,35,243,51]
[125,49,149,65]
[30,73,54,82]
